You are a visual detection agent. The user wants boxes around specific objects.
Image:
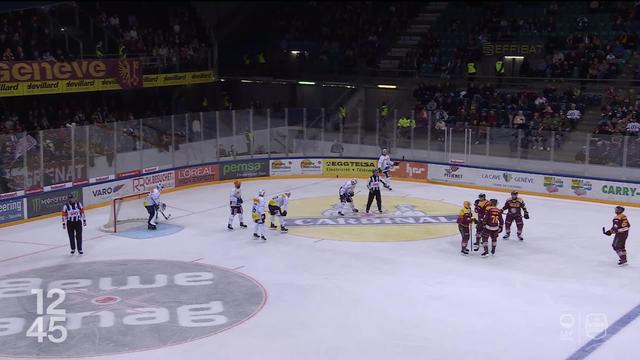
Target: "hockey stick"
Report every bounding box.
[159,207,172,220]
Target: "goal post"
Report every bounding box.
[101,192,150,232]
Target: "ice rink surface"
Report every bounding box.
[0,178,639,360]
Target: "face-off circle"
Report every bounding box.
[0,260,266,358]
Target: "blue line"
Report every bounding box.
[566,303,640,360]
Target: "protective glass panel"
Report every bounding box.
[88,122,116,179]
[142,116,173,170]
[0,132,29,193]
[217,110,234,159]
[74,125,90,182]
[554,131,588,165]
[115,118,142,175]
[42,127,73,186]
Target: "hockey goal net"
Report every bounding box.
[101,192,150,232]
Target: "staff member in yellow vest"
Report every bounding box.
[338,105,347,131]
[495,57,505,84]
[466,61,476,80]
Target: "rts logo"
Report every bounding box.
[405,164,426,178]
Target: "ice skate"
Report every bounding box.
[270,223,278,230]
[70,250,75,255]
[338,211,344,216]
[618,259,628,266]
[280,226,288,233]
[227,224,233,230]
[253,233,260,239]
[78,250,83,255]
[239,222,247,228]
[481,250,489,258]
[352,209,359,213]
[473,241,480,251]
[461,248,469,256]
[518,235,524,241]
[261,235,267,241]
[491,247,496,255]
[502,233,510,239]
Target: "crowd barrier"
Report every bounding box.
[2,156,639,227]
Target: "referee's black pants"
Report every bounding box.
[366,189,382,213]
[67,220,83,251]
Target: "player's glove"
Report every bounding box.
[524,212,530,219]
[282,210,287,217]
[348,191,355,197]
[238,198,243,204]
[154,204,160,211]
[62,222,66,230]
[498,227,503,233]
[83,219,87,227]
[160,203,167,211]
[603,227,612,236]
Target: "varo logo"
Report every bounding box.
[92,184,125,197]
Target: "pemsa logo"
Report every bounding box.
[221,160,269,180]
[224,162,262,174]
[0,260,265,358]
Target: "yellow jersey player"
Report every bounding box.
[603,206,631,266]
[268,192,291,232]
[457,201,477,255]
[252,189,267,241]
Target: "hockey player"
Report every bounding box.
[480,199,504,257]
[269,191,291,232]
[252,189,267,241]
[473,193,490,251]
[338,178,359,216]
[457,201,477,255]
[144,184,164,230]
[366,168,383,213]
[62,193,86,254]
[603,206,631,266]
[228,180,248,230]
[377,148,393,190]
[502,191,530,241]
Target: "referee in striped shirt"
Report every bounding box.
[62,193,86,254]
[366,168,383,213]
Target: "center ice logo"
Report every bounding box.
[0,260,265,358]
[285,195,460,242]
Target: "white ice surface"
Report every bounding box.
[1,178,638,360]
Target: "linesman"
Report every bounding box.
[62,193,86,254]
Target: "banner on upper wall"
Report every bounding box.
[220,159,269,180]
[26,188,83,218]
[0,59,142,89]
[0,70,214,97]
[82,179,133,206]
[0,198,24,224]
[391,161,428,181]
[482,42,545,57]
[175,164,219,187]
[322,158,378,177]
[131,171,176,194]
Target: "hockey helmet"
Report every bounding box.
[156,183,164,191]
[351,178,358,185]
[234,180,241,188]
[615,206,625,214]
[258,189,265,197]
[511,191,518,199]
[489,199,498,206]
[478,193,486,199]
[253,197,260,204]
[382,148,388,155]
[463,201,471,209]
[284,191,291,198]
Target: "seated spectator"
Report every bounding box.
[566,104,582,130]
[513,111,526,129]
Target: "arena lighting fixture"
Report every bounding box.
[504,56,524,60]
[240,79,255,83]
[377,84,397,89]
[298,81,316,85]
[290,50,301,55]
[322,83,356,89]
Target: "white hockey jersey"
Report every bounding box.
[230,188,242,206]
[144,189,161,207]
[252,196,266,215]
[339,181,355,196]
[378,155,392,172]
[268,194,289,211]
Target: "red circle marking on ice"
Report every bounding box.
[92,296,121,305]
